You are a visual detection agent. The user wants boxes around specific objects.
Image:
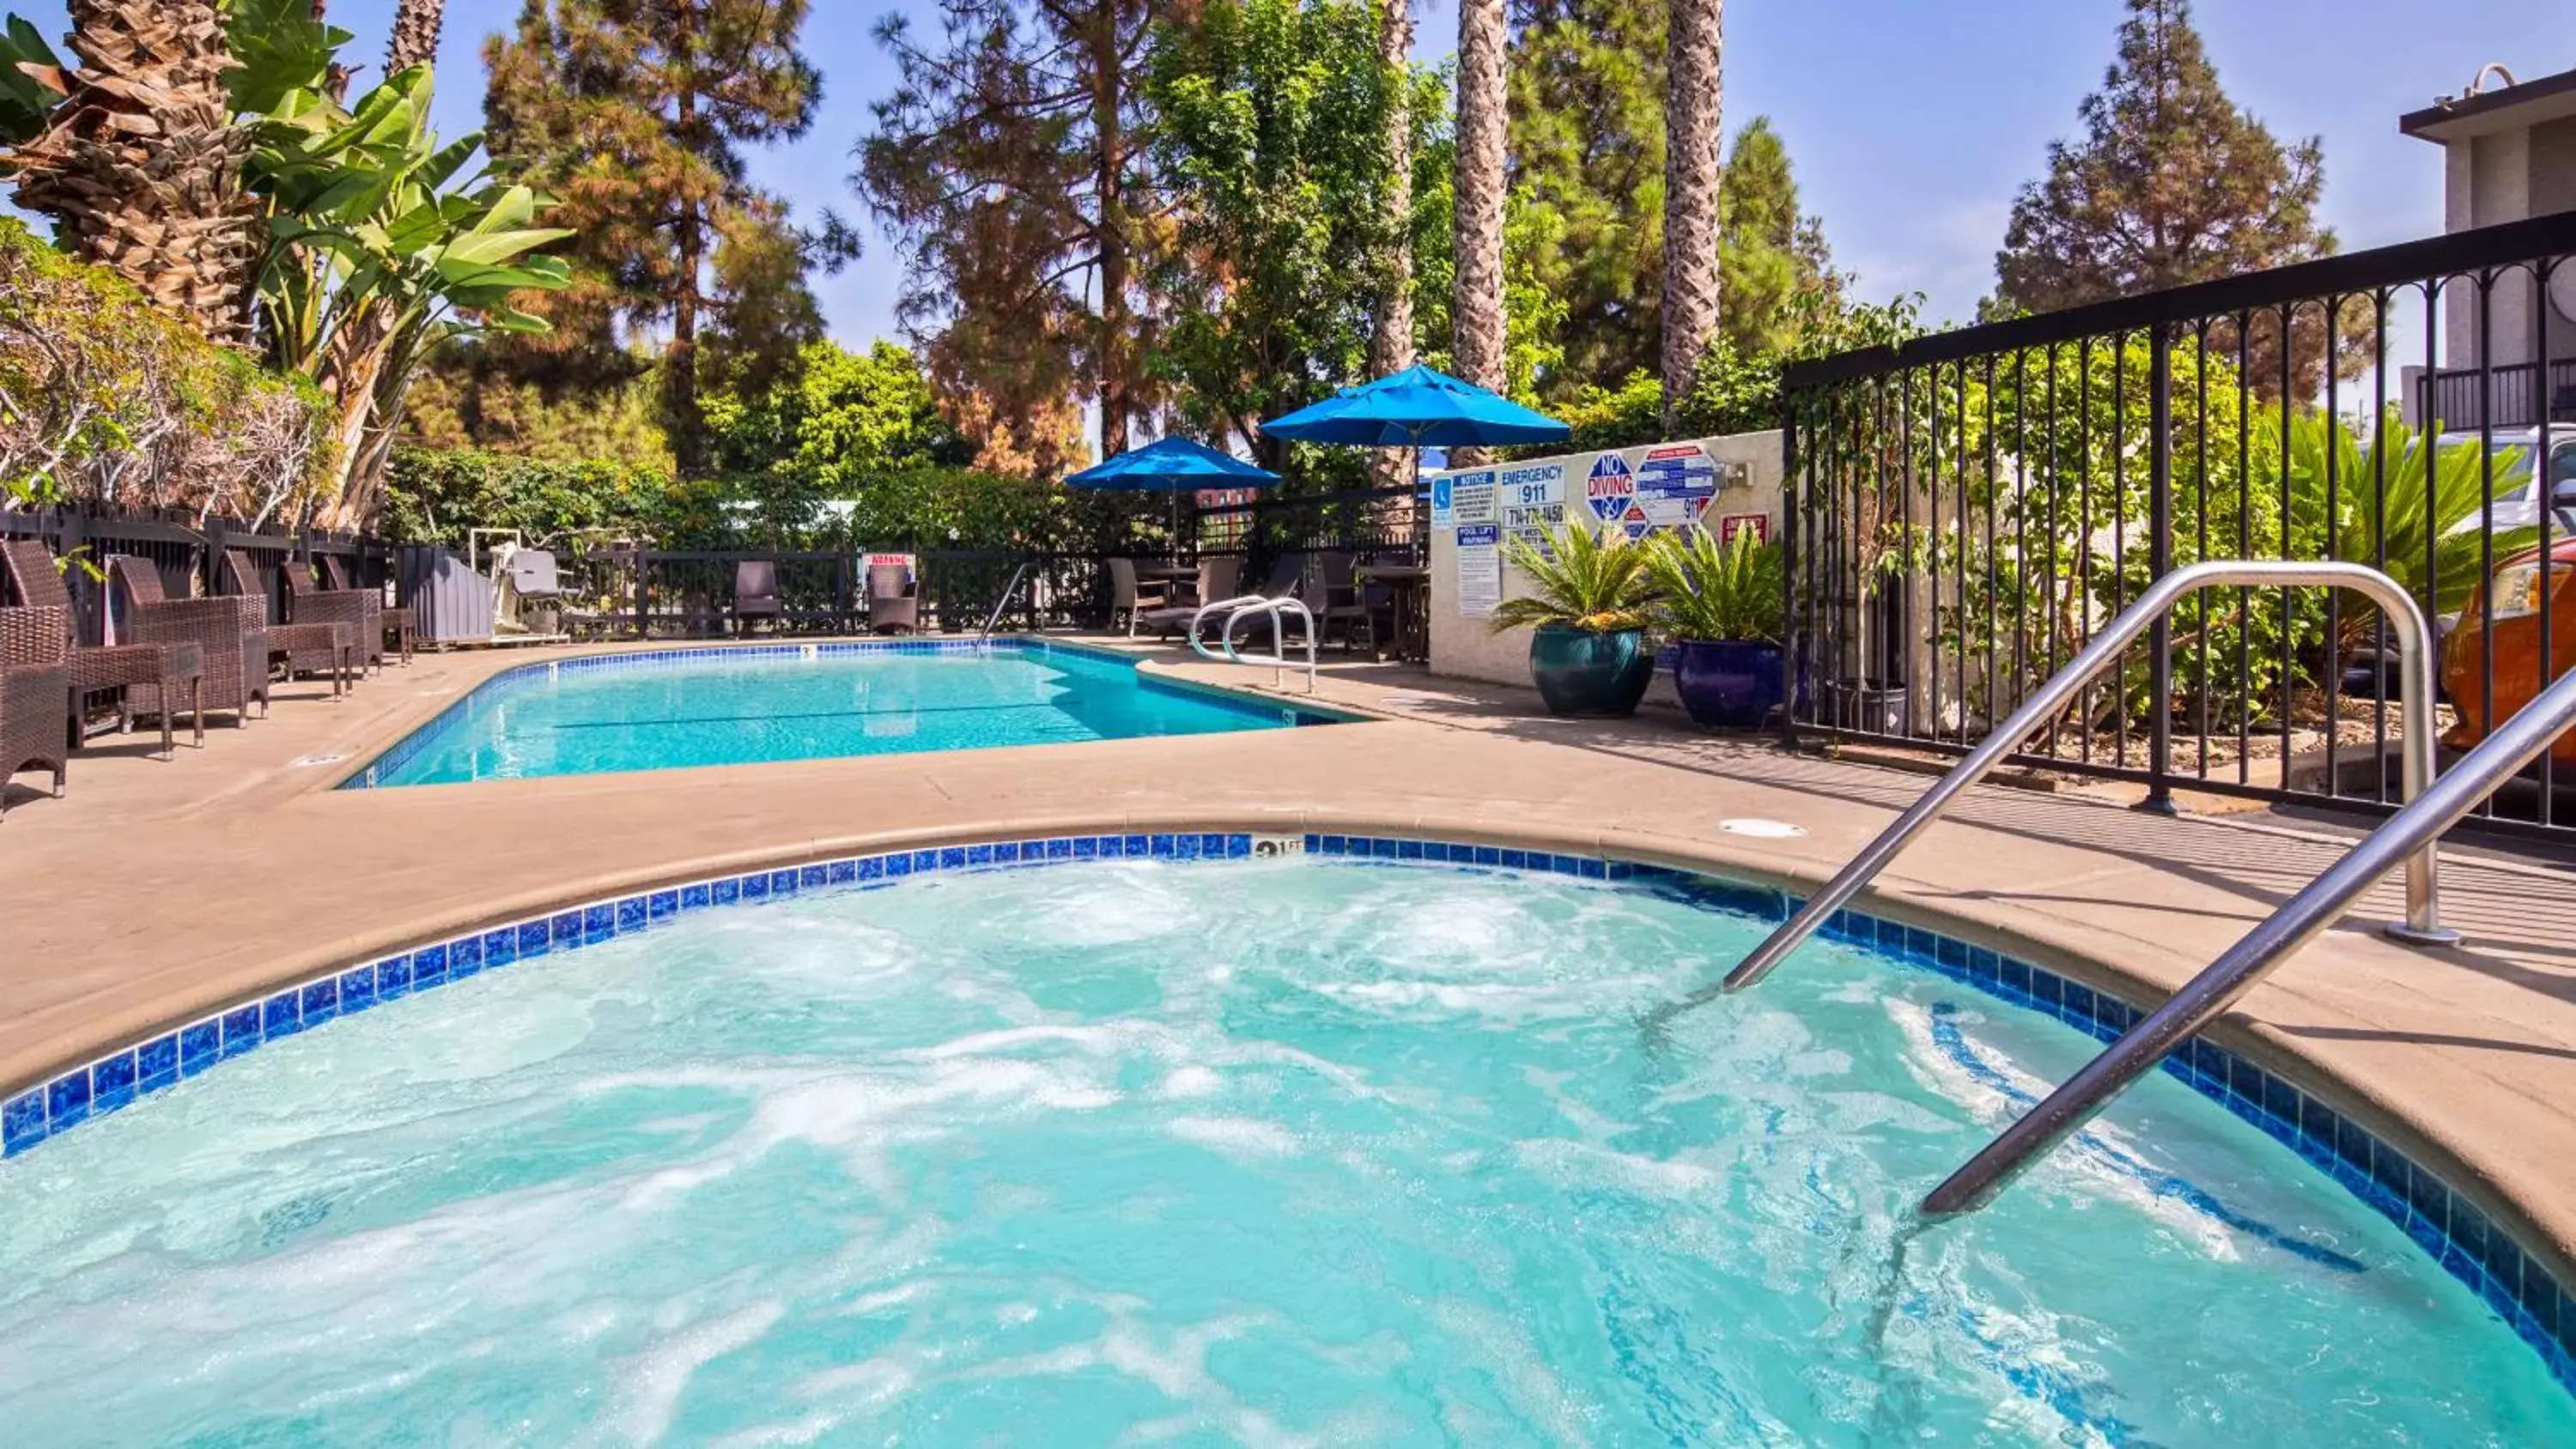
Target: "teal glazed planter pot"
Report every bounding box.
[1528,624,1655,717]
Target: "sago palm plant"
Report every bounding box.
[1490,522,1659,634]
[1645,527,1783,642]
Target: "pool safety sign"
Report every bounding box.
[1499,462,1566,558]
[1633,444,1722,534]
[1717,513,1769,544]
[1447,470,1498,526]
[1586,454,1636,528]
[1455,523,1502,619]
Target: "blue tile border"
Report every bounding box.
[0,827,2566,1397]
[338,637,1354,789]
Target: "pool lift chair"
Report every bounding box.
[491,541,566,639]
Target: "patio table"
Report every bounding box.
[1354,564,1431,663]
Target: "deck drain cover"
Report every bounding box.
[1719,817,1806,839]
[289,753,349,768]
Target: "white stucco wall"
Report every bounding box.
[1424,430,1784,688]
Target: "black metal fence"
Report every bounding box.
[0,507,390,643]
[1781,210,2576,843]
[520,482,1427,640]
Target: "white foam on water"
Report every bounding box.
[1167,1114,1301,1159]
[1511,1137,1722,1200]
[592,1299,787,1446]
[1157,1065,1224,1100]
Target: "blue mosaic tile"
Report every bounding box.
[552,910,585,946]
[1127,834,1151,857]
[966,844,994,867]
[517,919,550,959]
[2,1089,43,1153]
[1073,837,1100,859]
[301,978,340,1026]
[137,1034,179,1091]
[617,896,648,933]
[263,991,302,1038]
[1098,834,1125,858]
[828,860,856,885]
[413,943,449,990]
[1049,839,1076,861]
[221,1005,264,1058]
[180,1021,222,1077]
[46,1068,89,1130]
[339,967,376,1016]
[377,954,414,1002]
[682,882,713,910]
[858,856,886,882]
[583,903,618,941]
[90,1051,137,1115]
[772,870,801,896]
[913,850,939,874]
[885,853,912,879]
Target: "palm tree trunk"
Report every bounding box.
[1449,0,1507,468]
[1660,0,1722,430]
[1092,5,1132,464]
[1369,0,1415,489]
[386,0,445,72]
[9,0,260,349]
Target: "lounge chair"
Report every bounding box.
[0,540,207,755]
[319,554,412,665]
[0,604,71,817]
[102,556,271,728]
[867,561,918,634]
[222,550,357,696]
[1200,553,1308,648]
[1111,558,1174,637]
[272,553,382,674]
[1135,557,1242,642]
[1310,551,1372,653]
[734,561,782,636]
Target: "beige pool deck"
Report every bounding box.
[3,634,2573,1296]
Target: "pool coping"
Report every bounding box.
[331,635,1365,790]
[3,823,2571,1397]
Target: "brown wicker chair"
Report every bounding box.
[0,604,72,817]
[0,540,209,754]
[222,549,356,696]
[105,556,271,727]
[273,552,380,674]
[319,553,410,664]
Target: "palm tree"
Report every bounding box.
[1449,0,1506,465]
[386,0,445,72]
[1660,0,1722,428]
[8,0,258,347]
[1368,0,1415,490]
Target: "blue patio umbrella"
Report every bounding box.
[1064,435,1282,493]
[1258,364,1570,452]
[1064,435,1282,549]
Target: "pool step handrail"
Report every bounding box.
[1923,663,2576,1216]
[1188,594,1319,692]
[1718,560,2455,999]
[979,561,1036,638]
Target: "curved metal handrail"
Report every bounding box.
[1188,594,1318,692]
[1923,664,2576,1216]
[1720,560,2452,997]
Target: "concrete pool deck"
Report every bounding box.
[2,634,2572,1294]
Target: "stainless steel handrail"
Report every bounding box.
[979,561,1035,637]
[1188,594,1319,691]
[1923,663,2576,1216]
[1720,561,2454,998]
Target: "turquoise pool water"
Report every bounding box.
[350,642,1327,787]
[0,858,2565,1445]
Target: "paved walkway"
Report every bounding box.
[3,634,2571,1288]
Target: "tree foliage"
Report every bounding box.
[482,0,849,474]
[857,0,1165,473]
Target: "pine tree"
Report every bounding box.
[483,0,846,475]
[1993,0,2339,385]
[1717,118,1838,359]
[857,0,1165,474]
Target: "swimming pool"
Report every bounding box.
[1,848,2566,1444]
[348,640,1339,788]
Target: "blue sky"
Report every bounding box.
[10,0,2571,339]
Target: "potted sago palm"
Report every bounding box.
[1647,526,1787,729]
[1490,523,1659,717]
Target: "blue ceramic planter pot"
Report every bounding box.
[1528,624,1654,717]
[1672,639,1785,730]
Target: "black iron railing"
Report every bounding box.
[1781,210,2576,842]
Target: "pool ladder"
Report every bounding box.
[979,562,1036,638]
[1667,561,2576,1216]
[1187,595,1319,693]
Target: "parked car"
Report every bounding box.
[2439,431,2576,762]
[2437,423,2576,533]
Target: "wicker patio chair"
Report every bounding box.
[105,556,270,727]
[319,553,410,665]
[866,561,919,634]
[0,540,209,754]
[0,604,72,816]
[222,550,355,696]
[276,553,382,673]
